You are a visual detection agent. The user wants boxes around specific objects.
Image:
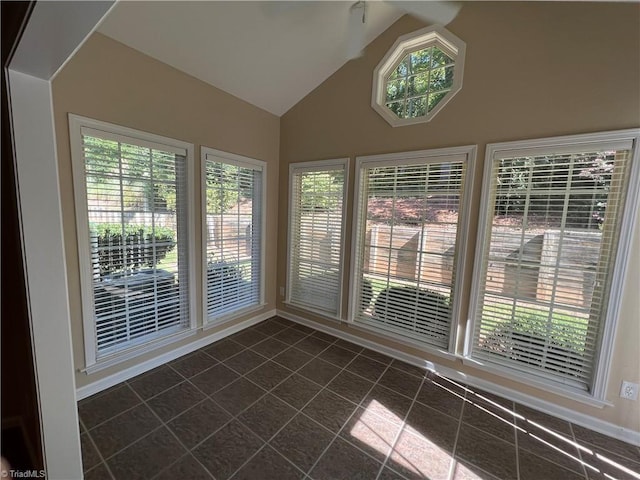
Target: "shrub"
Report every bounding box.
[481,307,587,377]
[206,260,244,284]
[91,223,176,276]
[373,286,451,337]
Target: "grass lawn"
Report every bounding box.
[480,302,589,352]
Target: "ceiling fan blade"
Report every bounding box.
[392,1,461,26]
[345,1,367,60]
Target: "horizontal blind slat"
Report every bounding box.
[288,164,346,316]
[83,131,190,356]
[205,160,263,320]
[472,148,632,389]
[353,158,466,349]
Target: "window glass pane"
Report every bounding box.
[383,41,458,120]
[389,59,409,80]
[407,74,429,96]
[288,163,347,316]
[386,101,406,118]
[373,27,465,126]
[427,92,448,112]
[407,97,427,118]
[410,47,432,74]
[431,47,454,68]
[83,135,189,356]
[205,160,263,320]
[473,149,631,389]
[353,159,467,349]
[386,79,406,103]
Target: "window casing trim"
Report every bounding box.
[200,147,266,325]
[348,145,477,355]
[69,114,197,371]
[286,158,350,320]
[372,25,466,127]
[464,128,640,401]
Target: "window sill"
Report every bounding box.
[461,355,613,408]
[348,320,458,363]
[81,327,198,375]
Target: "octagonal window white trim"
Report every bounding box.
[372,25,466,127]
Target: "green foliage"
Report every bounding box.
[83,135,179,212]
[90,223,176,276]
[206,260,243,283]
[385,46,454,119]
[368,163,463,197]
[482,303,588,355]
[299,171,344,211]
[205,163,255,214]
[494,152,615,228]
[374,286,451,321]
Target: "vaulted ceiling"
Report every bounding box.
[97,1,407,116]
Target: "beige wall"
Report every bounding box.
[278,2,640,430]
[52,33,280,388]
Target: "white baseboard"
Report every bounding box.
[277,309,640,447]
[76,309,276,401]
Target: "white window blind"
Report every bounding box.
[204,150,264,322]
[77,124,192,359]
[470,142,635,391]
[351,150,472,350]
[287,160,348,317]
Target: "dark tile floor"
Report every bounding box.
[78,317,640,480]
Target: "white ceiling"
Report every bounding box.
[98,1,406,116]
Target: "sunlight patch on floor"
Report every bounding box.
[350,399,452,479]
[348,400,400,458]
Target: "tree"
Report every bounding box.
[298,171,344,211]
[493,152,614,229]
[205,162,245,215]
[83,135,179,212]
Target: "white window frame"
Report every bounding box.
[465,129,640,403]
[348,146,476,357]
[201,147,266,326]
[286,158,349,320]
[372,25,466,127]
[69,114,197,373]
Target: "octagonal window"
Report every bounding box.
[372,25,466,127]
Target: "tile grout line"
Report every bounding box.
[217,322,323,479]
[80,317,637,480]
[128,379,218,480]
[81,386,145,431]
[301,359,398,479]
[219,334,367,479]
[83,338,258,479]
[191,331,348,479]
[176,325,421,479]
[151,323,340,474]
[291,352,396,476]
[569,423,593,480]
[80,322,401,478]
[80,417,118,480]
[162,332,321,454]
[445,378,470,480]
[373,374,427,480]
[513,405,595,479]
[514,399,521,480]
